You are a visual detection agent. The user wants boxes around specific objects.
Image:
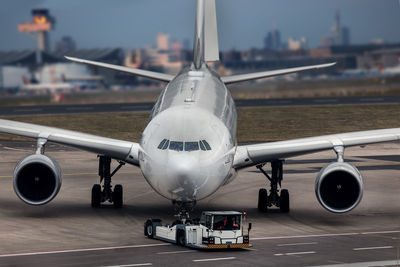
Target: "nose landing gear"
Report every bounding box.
[172,200,197,222]
[257,160,290,213]
[91,155,125,208]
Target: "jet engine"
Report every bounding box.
[13,154,62,205]
[315,162,363,213]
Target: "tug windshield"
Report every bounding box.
[213,215,241,230]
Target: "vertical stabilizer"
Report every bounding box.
[193,0,219,69]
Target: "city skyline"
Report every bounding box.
[1,0,400,52]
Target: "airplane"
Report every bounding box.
[0,0,399,218]
[21,75,75,93]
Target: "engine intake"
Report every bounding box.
[315,162,363,213]
[13,154,62,205]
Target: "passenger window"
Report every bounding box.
[185,142,199,151]
[202,140,211,150]
[157,139,167,149]
[162,140,169,150]
[169,141,183,151]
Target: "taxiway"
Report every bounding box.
[0,142,399,266]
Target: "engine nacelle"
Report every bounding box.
[13,154,62,205]
[315,162,363,213]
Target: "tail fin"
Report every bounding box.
[193,0,219,69]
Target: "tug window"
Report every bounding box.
[185,142,199,151]
[169,141,183,151]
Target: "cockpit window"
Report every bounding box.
[162,140,169,150]
[199,141,206,151]
[169,141,183,151]
[158,140,210,151]
[157,139,167,149]
[200,140,212,150]
[185,142,199,151]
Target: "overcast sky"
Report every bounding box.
[1,0,399,51]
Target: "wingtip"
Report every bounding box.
[64,56,81,62]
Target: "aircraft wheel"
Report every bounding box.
[91,184,101,208]
[280,189,290,213]
[113,184,123,208]
[258,188,268,212]
[176,230,185,246]
[144,220,154,238]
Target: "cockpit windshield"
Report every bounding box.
[169,141,183,151]
[157,140,211,151]
[185,142,199,151]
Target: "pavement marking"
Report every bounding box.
[12,108,42,112]
[308,259,400,267]
[63,171,137,176]
[0,243,171,258]
[2,146,32,152]
[157,250,196,255]
[274,251,316,256]
[251,230,400,241]
[353,246,394,251]
[277,242,318,247]
[102,264,152,267]
[193,257,236,262]
[65,107,94,111]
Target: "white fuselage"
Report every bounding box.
[139,64,237,202]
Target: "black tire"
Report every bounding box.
[113,184,123,208]
[176,230,185,246]
[144,220,154,238]
[258,188,268,212]
[91,184,102,208]
[280,189,290,213]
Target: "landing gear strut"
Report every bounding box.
[257,160,290,213]
[172,200,196,223]
[91,155,125,208]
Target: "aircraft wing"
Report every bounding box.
[65,56,174,83]
[221,62,336,84]
[233,128,400,169]
[0,119,140,166]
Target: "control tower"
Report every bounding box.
[18,9,55,52]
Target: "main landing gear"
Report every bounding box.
[91,155,125,208]
[257,160,290,213]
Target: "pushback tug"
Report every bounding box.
[144,211,252,249]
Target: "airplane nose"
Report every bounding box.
[169,158,196,183]
[166,156,204,199]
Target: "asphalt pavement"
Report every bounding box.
[0,142,399,266]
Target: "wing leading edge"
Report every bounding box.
[233,128,400,169]
[0,119,140,166]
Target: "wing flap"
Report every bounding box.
[234,128,400,169]
[221,62,336,84]
[0,119,140,166]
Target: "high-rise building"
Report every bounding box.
[320,9,351,47]
[157,33,169,51]
[264,29,281,50]
[288,37,307,51]
[55,36,76,52]
[341,26,351,46]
